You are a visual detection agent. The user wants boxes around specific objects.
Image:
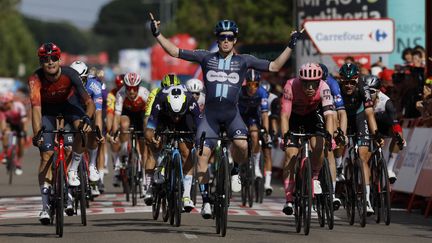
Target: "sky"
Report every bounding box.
[19,0,112,29]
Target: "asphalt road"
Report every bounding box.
[0,146,431,242]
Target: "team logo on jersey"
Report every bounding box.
[89,82,101,94]
[206,70,240,84]
[235,130,242,135]
[334,94,342,104]
[261,99,268,107]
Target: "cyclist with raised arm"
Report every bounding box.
[238,70,271,190]
[149,13,299,218]
[112,73,150,196]
[145,84,202,210]
[319,63,347,209]
[364,75,406,184]
[186,78,205,113]
[280,63,335,215]
[0,92,27,175]
[338,63,382,214]
[28,43,95,224]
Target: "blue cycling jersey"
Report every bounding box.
[238,86,269,117]
[325,75,345,110]
[85,76,103,111]
[179,50,270,108]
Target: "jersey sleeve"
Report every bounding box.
[16,101,27,118]
[106,91,116,114]
[187,94,202,129]
[385,99,399,126]
[115,87,125,115]
[319,81,336,116]
[327,76,345,110]
[145,88,159,116]
[178,49,209,63]
[146,92,163,130]
[281,80,293,116]
[28,73,42,107]
[359,80,374,108]
[138,86,150,111]
[242,54,271,72]
[258,87,269,112]
[88,79,103,111]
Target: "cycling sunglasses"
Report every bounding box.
[192,92,200,96]
[246,81,259,89]
[369,88,378,95]
[126,86,139,92]
[341,79,357,86]
[217,34,236,42]
[39,55,60,63]
[301,80,320,89]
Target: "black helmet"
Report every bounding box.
[363,75,381,89]
[246,69,261,82]
[214,20,238,36]
[339,63,359,80]
[319,63,329,80]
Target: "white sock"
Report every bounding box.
[265,171,272,187]
[254,152,261,171]
[70,152,83,171]
[335,156,343,168]
[387,152,398,171]
[333,181,336,192]
[112,152,120,169]
[183,175,193,198]
[366,185,370,202]
[120,142,128,155]
[100,171,105,183]
[89,148,98,168]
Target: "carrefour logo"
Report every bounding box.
[315,32,364,42]
[206,70,240,84]
[369,29,388,42]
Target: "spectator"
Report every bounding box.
[344,56,355,64]
[401,47,413,66]
[412,50,424,68]
[413,45,426,66]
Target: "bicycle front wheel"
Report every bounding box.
[380,158,391,225]
[344,159,355,225]
[173,154,182,227]
[130,150,139,206]
[55,160,65,237]
[78,162,87,226]
[302,158,312,236]
[322,158,334,230]
[354,158,367,227]
[219,149,230,237]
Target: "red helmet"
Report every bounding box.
[115,74,125,89]
[299,62,323,81]
[38,42,61,58]
[124,72,142,87]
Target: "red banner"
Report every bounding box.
[61,52,109,65]
[331,54,371,69]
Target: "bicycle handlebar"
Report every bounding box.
[198,131,248,156]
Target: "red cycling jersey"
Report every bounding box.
[115,86,150,115]
[0,101,27,126]
[28,67,91,106]
[281,78,335,116]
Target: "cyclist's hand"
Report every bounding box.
[152,136,161,146]
[149,12,161,37]
[32,135,43,147]
[288,29,303,49]
[79,115,92,133]
[375,136,385,147]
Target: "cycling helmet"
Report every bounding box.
[339,63,359,80]
[214,20,239,36]
[115,74,125,89]
[260,80,271,92]
[124,72,142,87]
[166,87,187,117]
[186,78,203,93]
[0,91,14,104]
[246,69,261,82]
[38,42,61,58]
[70,61,89,78]
[299,62,323,81]
[161,74,180,88]
[363,75,381,89]
[319,63,329,80]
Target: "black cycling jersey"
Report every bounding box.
[341,79,374,116]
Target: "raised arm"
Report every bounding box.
[150,13,179,58]
[268,30,303,72]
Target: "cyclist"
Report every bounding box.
[29,42,95,224]
[364,75,406,184]
[280,63,335,215]
[149,14,300,217]
[145,84,202,211]
[185,78,205,113]
[238,69,271,190]
[338,63,382,214]
[0,91,27,175]
[70,61,104,196]
[319,63,347,209]
[112,72,150,197]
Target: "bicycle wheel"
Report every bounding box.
[78,162,87,226]
[344,159,355,225]
[173,153,182,227]
[370,156,381,224]
[191,150,198,206]
[7,147,16,185]
[219,149,230,237]
[322,158,334,230]
[248,159,255,208]
[241,164,247,207]
[302,158,312,236]
[161,195,169,222]
[354,158,367,227]
[55,160,64,237]
[316,194,325,227]
[152,185,161,220]
[294,157,302,233]
[379,158,391,225]
[130,150,139,206]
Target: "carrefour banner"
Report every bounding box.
[388,0,425,67]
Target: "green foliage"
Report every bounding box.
[0,8,37,77]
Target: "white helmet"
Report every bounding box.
[70,61,88,78]
[186,78,204,93]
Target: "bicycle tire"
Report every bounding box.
[161,195,169,222]
[56,160,64,237]
[354,158,367,227]
[78,162,87,226]
[316,194,325,227]
[344,159,355,225]
[380,158,391,225]
[191,150,198,206]
[7,147,16,185]
[219,149,230,237]
[130,150,139,206]
[248,159,255,208]
[294,157,302,233]
[214,148,221,235]
[152,187,161,220]
[173,154,182,227]
[302,158,312,236]
[322,158,334,230]
[371,156,381,224]
[241,164,247,207]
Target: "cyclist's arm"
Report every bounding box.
[189,96,202,129]
[113,88,125,133]
[360,80,378,134]
[269,47,293,72]
[320,82,336,136]
[106,92,116,133]
[92,81,104,135]
[280,83,293,136]
[385,99,403,137]
[28,75,43,134]
[337,109,347,135]
[155,33,179,57]
[259,88,270,132]
[68,68,95,118]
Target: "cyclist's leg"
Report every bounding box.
[263,147,273,191]
[356,112,373,210]
[228,111,248,165]
[119,115,130,158]
[87,130,100,182]
[248,122,262,178]
[179,141,195,208]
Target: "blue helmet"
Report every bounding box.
[246,69,261,82]
[214,20,239,36]
[319,63,329,80]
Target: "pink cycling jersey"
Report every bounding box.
[281,78,335,116]
[0,101,27,125]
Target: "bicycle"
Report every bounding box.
[4,131,18,185]
[155,130,194,227]
[343,134,367,227]
[33,115,86,237]
[240,134,253,208]
[199,125,248,237]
